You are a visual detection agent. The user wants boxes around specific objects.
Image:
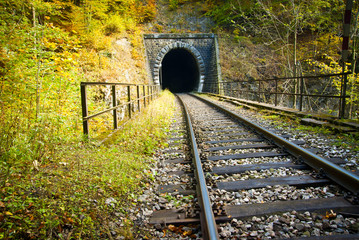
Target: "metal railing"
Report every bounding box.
[81,82,160,137]
[204,72,351,118]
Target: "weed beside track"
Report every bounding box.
[0,91,175,239]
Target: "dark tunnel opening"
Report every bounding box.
[160,48,199,93]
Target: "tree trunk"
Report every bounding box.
[33,5,41,121]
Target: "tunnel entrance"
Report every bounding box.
[160,48,199,93]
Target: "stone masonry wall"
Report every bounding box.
[143,33,220,92]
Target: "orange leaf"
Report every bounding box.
[326,210,336,219]
[168,224,177,232]
[183,230,192,236]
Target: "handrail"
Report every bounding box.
[81,82,160,137]
[81,82,146,86]
[225,72,351,82]
[203,72,351,118]
[204,72,351,83]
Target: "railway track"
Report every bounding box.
[149,93,359,239]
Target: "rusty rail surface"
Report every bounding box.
[81,82,160,137]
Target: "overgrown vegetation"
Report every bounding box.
[0,0,168,238]
[0,90,175,239]
[0,0,156,154]
[262,112,359,152]
[1,0,359,237]
[205,0,359,118]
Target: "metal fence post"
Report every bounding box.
[236,82,239,98]
[112,85,118,129]
[274,78,278,106]
[258,81,261,102]
[137,85,140,112]
[127,85,132,119]
[151,86,153,101]
[299,76,304,111]
[339,73,348,118]
[81,83,89,136]
[246,81,249,100]
[143,85,146,108]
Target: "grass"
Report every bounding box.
[267,113,359,154]
[295,124,333,136]
[0,90,175,239]
[262,114,281,121]
[247,109,359,155]
[297,124,359,151]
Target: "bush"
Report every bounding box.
[104,15,126,36]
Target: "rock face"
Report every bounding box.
[147,0,214,33]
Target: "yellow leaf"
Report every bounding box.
[183,230,192,236]
[168,224,176,231]
[5,211,13,216]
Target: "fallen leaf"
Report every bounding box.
[183,230,192,236]
[5,211,13,216]
[326,210,337,219]
[67,217,74,223]
[0,201,5,208]
[168,224,177,232]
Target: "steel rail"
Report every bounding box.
[176,94,220,240]
[192,93,359,195]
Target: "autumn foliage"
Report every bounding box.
[0,0,158,238]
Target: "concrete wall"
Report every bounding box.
[143,33,221,92]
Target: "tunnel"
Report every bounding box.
[160,48,199,93]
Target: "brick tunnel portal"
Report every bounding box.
[160,48,199,93]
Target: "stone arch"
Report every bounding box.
[153,41,206,92]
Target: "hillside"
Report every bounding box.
[0,0,358,238]
[150,0,359,119]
